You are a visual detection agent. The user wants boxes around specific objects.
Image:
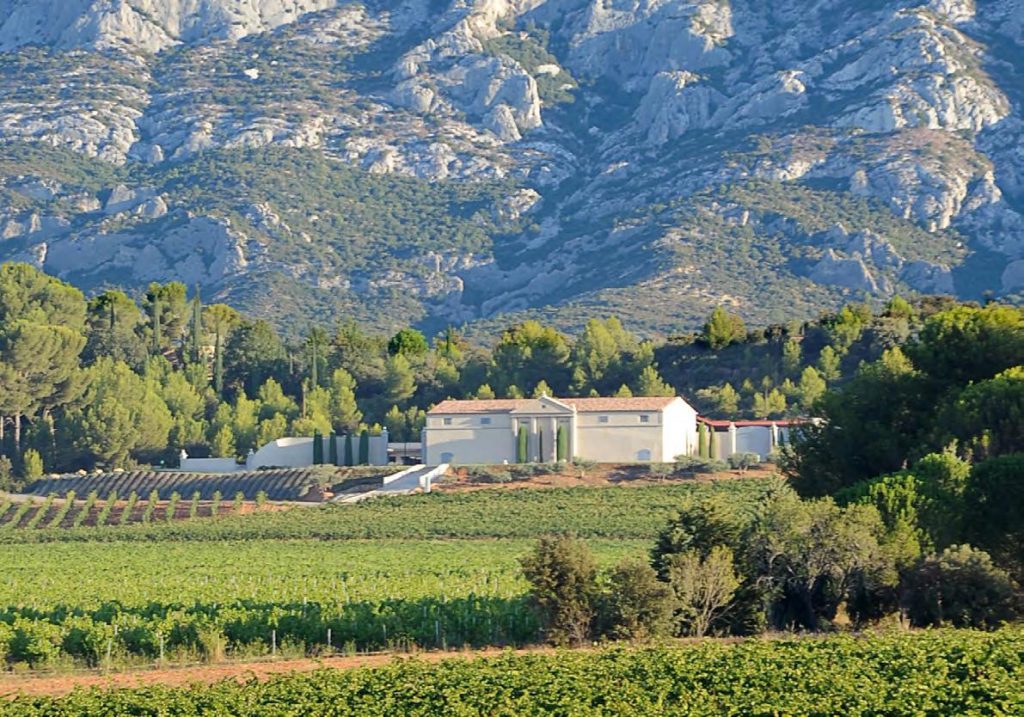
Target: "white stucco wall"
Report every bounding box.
[178,457,243,472]
[575,411,665,462]
[423,413,516,465]
[662,399,697,462]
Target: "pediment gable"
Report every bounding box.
[509,395,576,415]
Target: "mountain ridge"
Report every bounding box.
[0,0,1022,335]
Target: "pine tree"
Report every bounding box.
[782,338,802,377]
[717,383,740,415]
[532,379,553,398]
[636,365,674,397]
[475,384,496,399]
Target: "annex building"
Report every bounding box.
[422,395,698,466]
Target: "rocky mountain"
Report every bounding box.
[1,0,1023,335]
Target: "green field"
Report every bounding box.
[0,481,774,667]
[0,539,646,665]
[0,481,769,544]
[2,628,1021,715]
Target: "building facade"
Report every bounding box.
[699,418,801,461]
[423,395,698,466]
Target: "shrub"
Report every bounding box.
[666,546,740,637]
[673,455,727,474]
[521,535,598,646]
[902,545,1019,629]
[647,463,677,479]
[21,449,43,480]
[727,453,760,472]
[600,559,674,640]
[964,454,1024,581]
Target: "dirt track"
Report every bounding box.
[0,648,557,699]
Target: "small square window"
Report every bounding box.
[639,415,650,423]
[443,417,453,425]
[480,417,492,425]
[598,415,609,424]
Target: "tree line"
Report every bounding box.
[0,260,993,484]
[522,301,1024,642]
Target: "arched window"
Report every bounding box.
[637,448,652,461]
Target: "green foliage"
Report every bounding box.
[312,430,323,465]
[702,307,746,350]
[600,559,674,640]
[4,629,1024,713]
[520,535,598,645]
[344,434,354,467]
[387,328,428,357]
[517,426,528,464]
[964,454,1024,581]
[635,365,674,397]
[20,449,43,480]
[358,430,370,466]
[327,433,338,466]
[556,425,567,462]
[665,545,740,637]
[482,27,577,105]
[903,545,1020,629]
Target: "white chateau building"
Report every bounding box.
[423,395,698,466]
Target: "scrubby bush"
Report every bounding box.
[727,453,760,472]
[673,455,727,474]
[666,546,740,637]
[521,535,598,646]
[600,559,674,640]
[902,545,1019,629]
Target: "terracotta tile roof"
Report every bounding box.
[698,417,811,428]
[429,396,681,414]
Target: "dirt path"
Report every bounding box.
[0,648,555,699]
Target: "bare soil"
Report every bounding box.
[436,463,778,493]
[0,648,557,698]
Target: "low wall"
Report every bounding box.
[182,433,392,472]
[178,457,243,473]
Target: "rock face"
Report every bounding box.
[1,0,1023,333]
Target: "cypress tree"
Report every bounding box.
[556,425,567,462]
[698,422,708,458]
[191,286,202,364]
[708,428,717,460]
[328,432,338,465]
[344,434,354,467]
[312,430,323,465]
[151,295,162,355]
[358,429,370,465]
[517,426,528,463]
[213,330,224,395]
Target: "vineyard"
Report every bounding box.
[23,467,394,502]
[0,539,644,666]
[2,628,1021,715]
[0,481,769,668]
[0,479,770,543]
